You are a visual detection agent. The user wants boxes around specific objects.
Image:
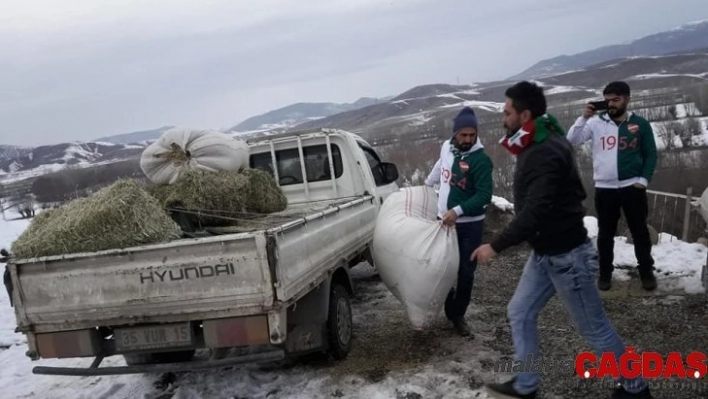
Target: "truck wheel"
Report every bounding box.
[326,284,352,360]
[123,349,195,366]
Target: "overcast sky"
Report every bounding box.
[2,0,707,146]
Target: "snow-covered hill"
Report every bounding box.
[228,97,390,134]
[0,142,146,182]
[95,126,175,145]
[288,52,708,146]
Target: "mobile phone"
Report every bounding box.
[589,100,609,111]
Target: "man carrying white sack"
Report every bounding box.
[424,106,493,337]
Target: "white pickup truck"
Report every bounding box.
[3,128,400,376]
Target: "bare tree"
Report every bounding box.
[552,104,585,131]
[672,121,691,148]
[684,102,701,117]
[668,105,677,120]
[17,195,35,219]
[685,117,703,136]
[655,123,675,150]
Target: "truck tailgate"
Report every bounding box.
[11,231,274,333]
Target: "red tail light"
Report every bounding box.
[36,329,101,359]
[202,316,269,348]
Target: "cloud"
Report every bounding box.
[1,0,707,145]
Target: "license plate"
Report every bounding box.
[114,322,192,352]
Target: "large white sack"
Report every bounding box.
[372,185,459,330]
[140,127,250,185]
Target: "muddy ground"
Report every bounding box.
[319,233,708,399]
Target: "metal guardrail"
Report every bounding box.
[644,187,706,242]
[646,189,699,202]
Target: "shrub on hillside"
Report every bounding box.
[31,159,143,202]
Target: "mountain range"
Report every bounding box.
[1,19,708,179]
[510,19,708,80]
[94,126,175,146]
[227,97,390,133]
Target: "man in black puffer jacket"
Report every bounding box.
[471,81,652,399]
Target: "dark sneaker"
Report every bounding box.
[598,277,612,291]
[485,378,537,399]
[610,386,653,399]
[639,271,657,291]
[452,319,472,337]
[598,270,612,291]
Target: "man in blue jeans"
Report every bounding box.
[471,82,651,399]
[425,106,493,336]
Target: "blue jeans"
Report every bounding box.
[508,239,647,394]
[444,220,484,322]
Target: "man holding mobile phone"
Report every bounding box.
[566,81,658,291]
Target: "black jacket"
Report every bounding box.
[490,132,588,256]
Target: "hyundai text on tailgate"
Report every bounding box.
[3,128,400,376]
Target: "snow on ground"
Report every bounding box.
[695,118,708,146]
[123,144,148,149]
[61,143,103,163]
[0,157,136,184]
[457,89,481,96]
[0,164,67,183]
[409,168,424,184]
[543,85,586,95]
[650,116,708,150]
[1,215,154,398]
[673,102,704,118]
[0,212,31,349]
[583,216,707,294]
[669,18,708,31]
[439,100,504,113]
[435,93,465,101]
[583,216,599,238]
[406,113,433,127]
[614,232,707,294]
[627,73,708,80]
[433,89,481,99]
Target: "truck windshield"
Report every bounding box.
[250,144,344,186]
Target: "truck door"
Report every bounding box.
[358,144,399,204]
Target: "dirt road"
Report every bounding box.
[321,237,708,399]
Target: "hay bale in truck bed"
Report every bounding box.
[148,168,288,227]
[10,179,182,259]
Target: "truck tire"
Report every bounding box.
[326,284,352,360]
[123,349,195,366]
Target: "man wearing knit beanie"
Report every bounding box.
[424,106,493,336]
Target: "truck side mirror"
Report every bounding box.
[380,162,399,184]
